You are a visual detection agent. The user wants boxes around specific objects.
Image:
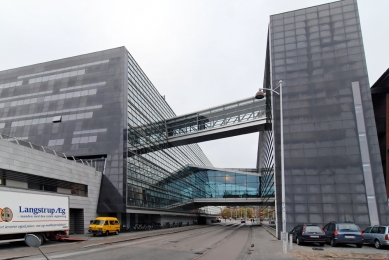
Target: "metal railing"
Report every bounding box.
[166,97,267,138]
[0,133,97,168]
[128,97,268,154]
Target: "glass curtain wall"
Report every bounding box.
[126,52,214,212]
[156,166,261,200]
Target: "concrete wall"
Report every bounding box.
[0,138,102,233]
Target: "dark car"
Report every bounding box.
[289,224,326,246]
[323,221,363,248]
[241,218,246,223]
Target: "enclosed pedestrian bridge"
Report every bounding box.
[150,165,275,211]
[128,97,269,154]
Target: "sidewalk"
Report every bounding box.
[0,225,205,260]
[249,225,297,260]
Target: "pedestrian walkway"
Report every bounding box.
[249,225,297,260]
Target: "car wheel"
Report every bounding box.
[93,233,96,237]
[330,238,337,247]
[296,237,301,245]
[356,243,363,248]
[105,231,109,236]
[115,230,119,235]
[374,240,381,249]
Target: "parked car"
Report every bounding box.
[89,217,120,236]
[362,225,389,249]
[241,218,246,223]
[288,224,326,246]
[269,220,275,225]
[323,221,363,248]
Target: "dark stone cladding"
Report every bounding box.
[371,68,389,200]
[0,47,128,212]
[266,0,389,237]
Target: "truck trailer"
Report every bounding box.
[0,190,69,244]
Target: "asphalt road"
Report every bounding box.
[18,223,252,260]
[1,223,388,260]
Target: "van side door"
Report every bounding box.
[104,220,110,233]
[109,220,116,232]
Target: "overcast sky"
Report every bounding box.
[1,0,388,169]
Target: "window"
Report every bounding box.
[52,116,62,123]
[70,183,88,196]
[329,224,334,231]
[363,227,372,233]
[337,224,359,231]
[28,183,43,190]
[306,226,323,232]
[378,227,386,234]
[43,184,57,192]
[370,227,379,233]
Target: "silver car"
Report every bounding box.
[362,225,389,249]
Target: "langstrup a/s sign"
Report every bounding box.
[18,206,67,215]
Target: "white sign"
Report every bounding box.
[0,190,69,234]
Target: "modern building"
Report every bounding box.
[259,0,389,237]
[371,68,389,202]
[0,134,102,234]
[0,47,265,230]
[0,0,388,238]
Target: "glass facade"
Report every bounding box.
[264,0,389,236]
[185,167,261,199]
[126,165,264,211]
[126,51,218,212]
[0,46,270,219]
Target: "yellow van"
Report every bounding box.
[89,217,120,236]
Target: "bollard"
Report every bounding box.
[289,234,293,249]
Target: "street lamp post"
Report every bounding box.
[255,80,286,253]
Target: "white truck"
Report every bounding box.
[0,190,69,244]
